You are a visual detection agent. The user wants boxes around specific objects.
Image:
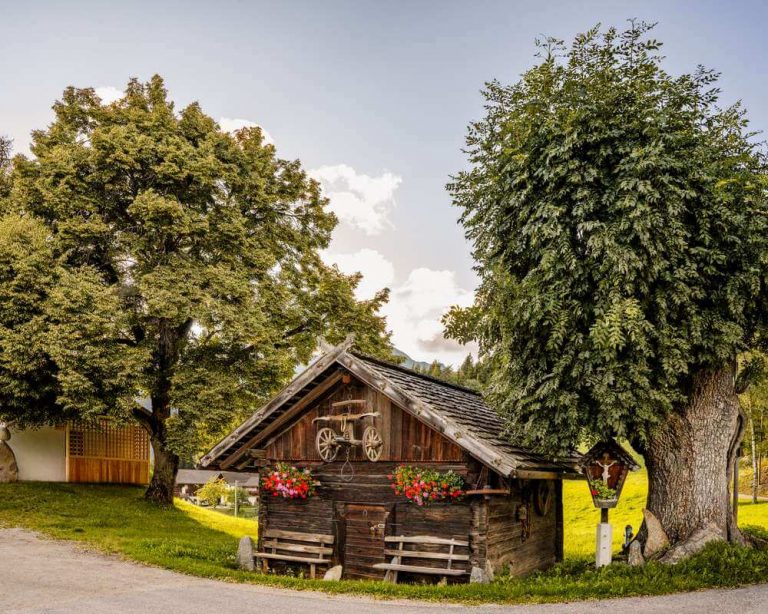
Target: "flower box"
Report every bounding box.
[388,464,465,506]
[261,463,320,500]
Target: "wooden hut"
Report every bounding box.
[201,340,579,582]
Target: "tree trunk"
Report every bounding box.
[142,318,188,505]
[642,364,744,546]
[144,431,179,505]
[751,415,759,504]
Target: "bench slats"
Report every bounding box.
[263,529,334,544]
[373,563,467,576]
[383,535,469,547]
[261,540,333,555]
[383,549,470,562]
[256,552,327,564]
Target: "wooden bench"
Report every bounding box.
[373,535,470,584]
[255,529,334,579]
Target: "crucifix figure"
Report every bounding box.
[596,453,617,484]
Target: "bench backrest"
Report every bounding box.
[262,529,334,561]
[384,535,470,569]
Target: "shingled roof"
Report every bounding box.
[200,340,579,476]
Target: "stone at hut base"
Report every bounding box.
[0,442,18,483]
[484,560,495,582]
[470,566,490,584]
[237,535,255,571]
[660,523,724,565]
[627,540,644,566]
[323,565,343,581]
[642,509,670,559]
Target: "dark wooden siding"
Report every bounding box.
[485,481,560,576]
[258,460,479,579]
[263,379,464,462]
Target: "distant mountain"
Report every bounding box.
[392,348,435,372]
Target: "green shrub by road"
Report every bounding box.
[0,480,767,604]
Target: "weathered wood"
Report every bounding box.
[383,549,470,561]
[335,353,518,475]
[263,528,335,543]
[256,553,327,564]
[261,541,333,555]
[332,399,368,408]
[221,371,344,468]
[262,382,465,463]
[384,535,469,547]
[514,470,561,480]
[464,488,511,496]
[201,339,352,467]
[373,563,467,576]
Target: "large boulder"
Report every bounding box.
[642,509,670,559]
[660,523,725,565]
[0,442,18,483]
[237,535,255,571]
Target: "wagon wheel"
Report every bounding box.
[316,427,339,462]
[362,426,383,462]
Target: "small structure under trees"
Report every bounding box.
[202,340,580,581]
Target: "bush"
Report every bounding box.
[197,477,229,506]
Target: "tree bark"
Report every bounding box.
[751,415,759,504]
[145,431,179,505]
[142,318,188,506]
[642,364,744,546]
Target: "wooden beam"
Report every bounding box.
[514,469,561,480]
[199,338,353,467]
[220,370,344,469]
[336,353,519,476]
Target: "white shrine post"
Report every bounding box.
[596,507,612,567]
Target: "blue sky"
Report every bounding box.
[2,1,767,364]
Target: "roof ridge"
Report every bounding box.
[350,351,483,397]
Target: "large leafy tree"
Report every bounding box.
[2,77,392,503]
[446,22,768,547]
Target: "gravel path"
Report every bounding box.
[1,528,767,614]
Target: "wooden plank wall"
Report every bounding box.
[68,457,150,484]
[485,481,560,576]
[263,380,464,462]
[259,460,480,579]
[66,421,150,485]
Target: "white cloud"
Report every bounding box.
[323,248,395,301]
[218,117,274,145]
[324,246,474,365]
[309,164,401,235]
[95,86,123,105]
[384,268,475,366]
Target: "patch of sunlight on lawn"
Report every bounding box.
[564,469,768,558]
[175,498,258,539]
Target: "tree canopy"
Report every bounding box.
[446,22,768,455]
[0,77,393,499]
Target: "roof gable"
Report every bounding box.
[200,342,578,476]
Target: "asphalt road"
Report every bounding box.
[1,528,767,614]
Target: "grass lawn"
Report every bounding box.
[0,478,767,604]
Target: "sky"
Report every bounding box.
[2,0,768,365]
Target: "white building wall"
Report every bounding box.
[9,427,67,482]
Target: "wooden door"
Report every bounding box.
[342,504,390,580]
